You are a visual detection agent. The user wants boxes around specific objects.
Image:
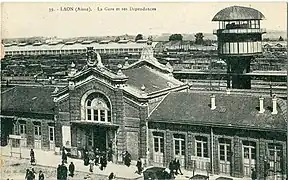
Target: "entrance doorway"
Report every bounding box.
[93,126,107,152]
[86,126,108,152]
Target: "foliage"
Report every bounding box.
[169,34,183,41]
[195,33,204,45]
[135,34,144,41]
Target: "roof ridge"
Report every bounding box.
[148,92,170,118]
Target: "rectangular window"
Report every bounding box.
[100,110,105,121]
[93,109,98,121]
[20,124,26,134]
[87,109,92,120]
[49,127,55,141]
[219,139,231,161]
[107,111,111,122]
[34,125,41,136]
[196,136,208,158]
[174,134,185,156]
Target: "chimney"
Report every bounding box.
[259,96,265,113]
[210,94,216,110]
[272,95,278,115]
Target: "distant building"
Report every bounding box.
[3,41,158,56]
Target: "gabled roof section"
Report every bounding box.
[149,92,286,131]
[1,86,55,115]
[123,65,184,96]
[123,45,173,74]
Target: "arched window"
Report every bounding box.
[85,93,111,122]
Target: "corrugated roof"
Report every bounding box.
[1,86,55,114]
[212,6,265,21]
[149,92,286,131]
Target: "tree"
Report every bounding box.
[195,33,204,45]
[279,36,284,41]
[114,36,120,42]
[135,34,144,41]
[169,34,183,41]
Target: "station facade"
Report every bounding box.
[1,44,287,179]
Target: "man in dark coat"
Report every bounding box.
[68,162,75,177]
[251,168,257,180]
[136,158,142,174]
[38,170,44,180]
[60,162,68,180]
[169,161,175,178]
[25,169,30,180]
[30,149,35,165]
[108,172,115,180]
[57,164,61,180]
[124,151,131,167]
[83,149,89,166]
[100,155,107,170]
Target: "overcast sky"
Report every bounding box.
[1,2,286,38]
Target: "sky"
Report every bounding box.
[1,2,287,38]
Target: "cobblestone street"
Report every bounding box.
[1,146,143,180]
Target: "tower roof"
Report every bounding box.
[212,6,265,21]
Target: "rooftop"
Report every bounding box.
[1,86,55,115]
[149,92,286,131]
[212,6,265,21]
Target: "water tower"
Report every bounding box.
[212,6,266,89]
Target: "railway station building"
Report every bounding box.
[1,43,287,179]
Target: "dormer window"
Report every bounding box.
[84,93,111,122]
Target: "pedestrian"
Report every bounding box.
[68,162,75,177]
[136,158,142,174]
[83,148,89,166]
[57,164,61,180]
[124,151,131,167]
[107,146,113,162]
[251,168,257,180]
[169,161,174,178]
[95,148,100,165]
[25,169,30,180]
[176,159,183,175]
[61,162,68,180]
[30,149,35,165]
[100,155,107,170]
[62,146,67,164]
[29,168,36,180]
[38,170,44,180]
[89,150,95,172]
[108,172,116,180]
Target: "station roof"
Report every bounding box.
[1,86,55,115]
[4,42,158,52]
[149,92,286,131]
[212,6,265,21]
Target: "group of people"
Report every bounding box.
[168,158,183,178]
[83,148,108,172]
[25,168,44,180]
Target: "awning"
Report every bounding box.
[71,121,119,129]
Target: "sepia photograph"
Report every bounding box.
[0,2,287,180]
